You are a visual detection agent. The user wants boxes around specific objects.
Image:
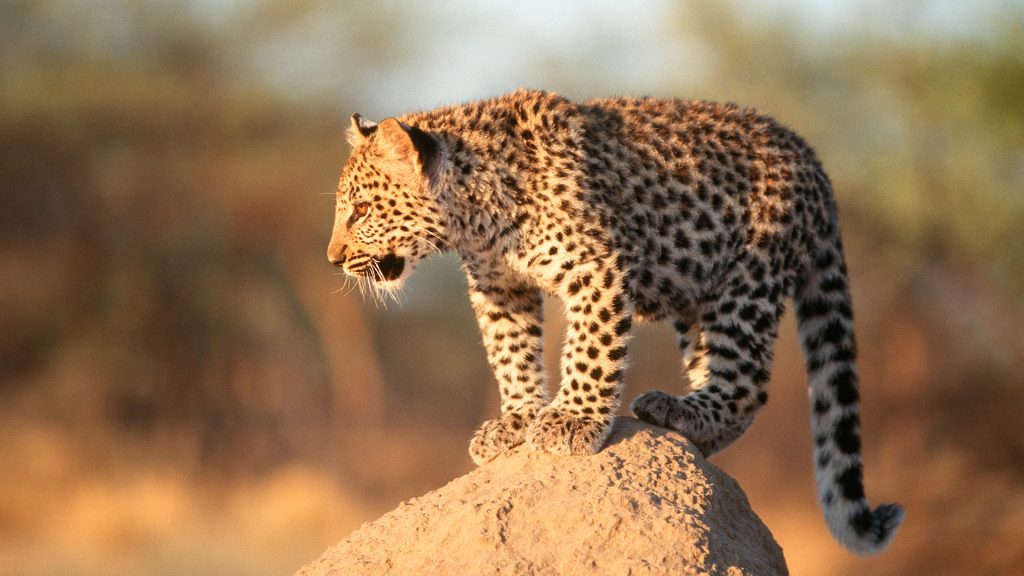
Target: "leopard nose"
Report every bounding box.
[327,246,347,267]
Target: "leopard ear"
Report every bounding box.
[347,113,378,146]
[376,118,438,176]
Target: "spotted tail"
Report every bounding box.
[795,237,903,554]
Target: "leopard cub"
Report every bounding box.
[327,89,902,554]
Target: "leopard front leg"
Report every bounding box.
[466,273,548,465]
[527,263,631,456]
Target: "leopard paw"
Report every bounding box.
[630,389,676,428]
[469,412,531,466]
[525,407,611,456]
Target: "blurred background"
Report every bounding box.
[2,0,1022,574]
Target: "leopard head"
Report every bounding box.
[327,114,448,291]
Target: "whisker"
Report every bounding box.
[418,237,441,254]
[409,224,454,252]
[330,272,358,297]
[356,276,371,306]
[340,275,358,297]
[382,278,406,307]
[367,259,388,310]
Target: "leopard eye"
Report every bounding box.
[347,201,371,228]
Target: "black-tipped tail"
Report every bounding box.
[795,213,903,555]
[838,503,904,555]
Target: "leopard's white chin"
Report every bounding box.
[342,268,409,290]
[373,276,407,291]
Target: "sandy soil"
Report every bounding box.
[294,417,788,575]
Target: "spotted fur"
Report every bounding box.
[327,89,902,554]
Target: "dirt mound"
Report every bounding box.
[294,417,788,576]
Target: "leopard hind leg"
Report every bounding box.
[632,257,781,456]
